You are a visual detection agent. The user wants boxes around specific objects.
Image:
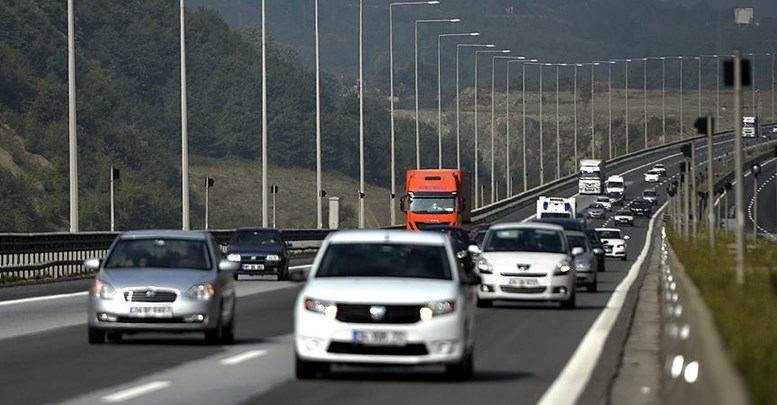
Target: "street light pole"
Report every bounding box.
[67,0,78,232]
[261,0,268,227]
[388,1,439,225]
[180,0,190,230]
[591,62,596,158]
[662,57,666,143]
[644,57,648,149]
[359,0,364,228]
[490,55,524,201]
[315,0,322,228]
[414,18,460,169]
[574,64,579,171]
[506,59,536,195]
[680,56,684,139]
[522,61,528,192]
[438,32,480,169]
[626,59,630,154]
[456,43,494,170]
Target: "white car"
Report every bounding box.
[595,196,612,211]
[294,230,480,380]
[473,223,582,309]
[643,170,660,183]
[595,228,630,261]
[652,163,667,177]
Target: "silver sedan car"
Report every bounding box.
[86,230,239,344]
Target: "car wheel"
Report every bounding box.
[88,327,105,344]
[445,349,474,381]
[277,262,289,281]
[222,302,236,344]
[560,292,576,309]
[476,298,493,308]
[295,354,329,380]
[587,283,598,293]
[621,255,628,261]
[205,305,226,344]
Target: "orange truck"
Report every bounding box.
[400,169,472,231]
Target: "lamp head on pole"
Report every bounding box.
[427,1,440,4]
[449,18,461,22]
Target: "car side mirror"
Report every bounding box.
[399,195,408,213]
[593,248,604,255]
[571,247,584,256]
[456,250,468,260]
[84,258,101,271]
[467,245,482,255]
[624,235,630,240]
[218,259,239,272]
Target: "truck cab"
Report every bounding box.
[401,169,471,231]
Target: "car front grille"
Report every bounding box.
[124,290,177,303]
[500,286,547,294]
[327,342,429,356]
[336,304,421,324]
[415,222,451,230]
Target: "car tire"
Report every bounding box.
[295,355,328,380]
[476,298,493,308]
[445,349,474,381]
[222,302,236,344]
[621,255,628,261]
[277,262,289,281]
[205,304,229,345]
[88,327,105,344]
[560,292,576,309]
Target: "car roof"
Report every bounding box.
[235,227,282,232]
[530,218,582,230]
[326,229,448,246]
[595,227,622,232]
[490,222,565,232]
[566,230,587,237]
[119,230,211,241]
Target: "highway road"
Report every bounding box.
[0,133,769,405]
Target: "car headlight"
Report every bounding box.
[265,254,281,262]
[420,300,456,321]
[186,283,215,301]
[617,244,626,248]
[554,260,572,275]
[476,258,493,274]
[575,261,591,271]
[92,279,115,300]
[226,253,241,262]
[304,298,338,319]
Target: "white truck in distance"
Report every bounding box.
[578,159,606,194]
[605,175,625,194]
[536,196,576,219]
[742,115,757,138]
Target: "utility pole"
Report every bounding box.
[733,49,746,285]
[706,113,715,249]
[67,0,79,233]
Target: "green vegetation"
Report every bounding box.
[669,229,777,405]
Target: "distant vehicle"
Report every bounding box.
[595,196,613,211]
[401,169,472,231]
[643,170,660,183]
[606,191,626,206]
[85,230,239,344]
[422,225,478,274]
[294,230,480,380]
[578,159,606,194]
[652,163,667,177]
[583,229,607,272]
[630,199,653,218]
[605,175,625,195]
[596,228,630,261]
[532,217,584,231]
[742,114,757,138]
[473,223,581,309]
[536,196,576,219]
[613,208,635,226]
[566,230,601,292]
[584,203,607,220]
[226,228,290,280]
[642,188,658,205]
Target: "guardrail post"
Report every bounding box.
[328,197,340,229]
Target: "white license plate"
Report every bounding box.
[509,278,539,287]
[352,330,407,346]
[128,305,173,318]
[242,263,265,270]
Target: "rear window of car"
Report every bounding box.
[104,239,212,270]
[597,230,623,239]
[484,228,566,254]
[315,243,452,280]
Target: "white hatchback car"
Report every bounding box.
[294,230,480,380]
[596,228,630,261]
[595,196,613,211]
[473,223,581,309]
[643,170,660,183]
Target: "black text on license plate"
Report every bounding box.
[242,263,265,270]
[129,306,173,318]
[352,330,407,346]
[509,278,538,287]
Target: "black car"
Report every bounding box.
[532,217,584,231]
[630,198,653,218]
[583,229,607,272]
[422,225,477,274]
[226,228,290,280]
[607,191,626,206]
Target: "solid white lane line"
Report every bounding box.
[537,202,667,405]
[219,349,268,366]
[0,291,87,307]
[101,381,171,403]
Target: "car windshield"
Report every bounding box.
[643,190,657,197]
[584,230,601,245]
[483,228,566,254]
[567,234,589,251]
[315,243,452,280]
[616,210,632,215]
[607,181,624,188]
[633,200,650,207]
[597,230,623,239]
[589,203,604,209]
[230,230,282,246]
[104,239,212,270]
[596,197,609,203]
[409,197,455,214]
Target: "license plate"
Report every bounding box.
[128,305,173,318]
[352,330,407,346]
[508,278,539,287]
[242,263,265,270]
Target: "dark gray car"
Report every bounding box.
[85,230,239,344]
[566,231,599,292]
[584,203,607,219]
